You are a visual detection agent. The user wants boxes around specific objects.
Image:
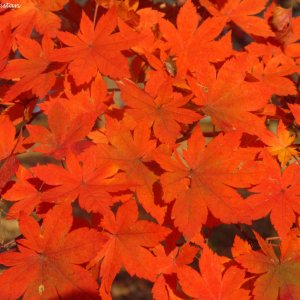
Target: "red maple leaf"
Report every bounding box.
[0,155,19,193]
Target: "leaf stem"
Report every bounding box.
[93,2,99,28]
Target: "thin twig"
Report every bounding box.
[292,154,300,165]
[108,88,121,92]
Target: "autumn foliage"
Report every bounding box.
[0,0,300,299]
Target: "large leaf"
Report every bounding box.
[0,204,106,299]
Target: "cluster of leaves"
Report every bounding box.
[0,0,300,299]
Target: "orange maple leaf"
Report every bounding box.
[236,232,300,300]
[248,152,300,237]
[0,155,19,192]
[152,244,199,300]
[118,78,200,145]
[3,165,41,219]
[155,126,261,238]
[0,204,106,299]
[188,56,272,135]
[0,116,17,161]
[0,0,68,38]
[90,200,170,299]
[158,0,231,77]
[92,120,166,223]
[25,101,95,159]
[289,103,300,125]
[51,8,143,85]
[261,120,298,166]
[283,16,300,57]
[32,153,130,213]
[0,27,12,71]
[178,245,250,300]
[200,0,274,37]
[0,36,56,102]
[247,54,298,96]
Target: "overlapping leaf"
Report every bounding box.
[236,232,300,300]
[118,78,200,145]
[188,56,272,135]
[92,120,166,223]
[0,36,56,102]
[178,245,250,300]
[90,200,170,299]
[155,126,262,238]
[248,152,300,237]
[0,0,299,298]
[33,153,131,213]
[199,0,274,37]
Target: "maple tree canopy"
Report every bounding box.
[0,0,300,299]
